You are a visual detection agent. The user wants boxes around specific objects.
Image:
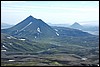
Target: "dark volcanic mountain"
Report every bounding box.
[1,16,58,40]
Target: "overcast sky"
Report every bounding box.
[1,1,99,26]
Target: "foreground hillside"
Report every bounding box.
[1,33,99,66]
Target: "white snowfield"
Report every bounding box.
[19,39,26,41]
[3,45,8,49]
[7,36,17,39]
[56,32,59,36]
[9,43,13,45]
[35,36,37,38]
[1,50,6,52]
[20,22,32,31]
[81,58,87,61]
[55,29,58,31]
[8,60,15,62]
[37,27,41,33]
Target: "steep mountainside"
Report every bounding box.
[1,16,58,40]
[52,26,93,37]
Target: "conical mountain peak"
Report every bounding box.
[27,15,36,20]
[1,16,57,39]
[26,15,43,22]
[21,15,38,24]
[74,22,79,25]
[70,22,83,29]
[71,22,82,27]
[28,15,34,18]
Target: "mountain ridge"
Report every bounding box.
[1,16,93,40]
[1,16,58,40]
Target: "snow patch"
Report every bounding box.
[1,50,6,52]
[20,22,32,31]
[3,45,8,49]
[37,27,41,33]
[47,49,51,51]
[35,36,37,38]
[12,36,17,39]
[9,43,13,45]
[7,36,17,39]
[19,39,25,41]
[8,60,15,62]
[84,41,87,43]
[37,50,45,53]
[55,29,58,31]
[7,37,11,39]
[18,33,22,35]
[56,32,59,36]
[81,58,87,60]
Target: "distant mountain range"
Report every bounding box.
[69,22,99,35]
[1,23,14,29]
[1,18,98,35]
[48,21,99,35]
[1,15,94,53]
[1,16,93,40]
[48,23,70,27]
[52,26,92,37]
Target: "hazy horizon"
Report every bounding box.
[1,1,99,26]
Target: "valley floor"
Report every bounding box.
[1,53,99,66]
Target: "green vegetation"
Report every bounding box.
[1,33,99,66]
